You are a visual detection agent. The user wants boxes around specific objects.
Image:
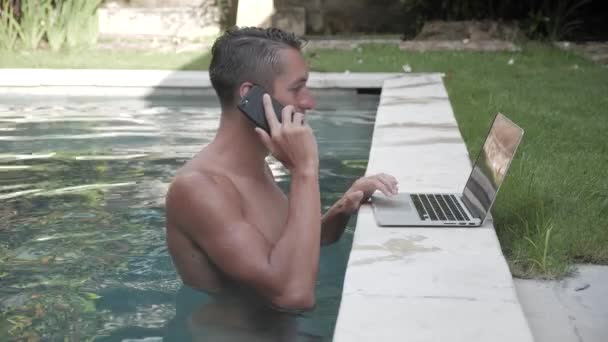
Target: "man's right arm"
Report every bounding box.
[166,170,321,311]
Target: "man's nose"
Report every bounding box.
[299,90,316,112]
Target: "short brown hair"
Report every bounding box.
[209,27,306,107]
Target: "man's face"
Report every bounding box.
[271,48,316,114]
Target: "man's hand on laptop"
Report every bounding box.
[339,173,399,214]
[319,173,398,245]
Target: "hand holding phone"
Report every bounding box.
[237,85,284,135]
[253,92,319,174]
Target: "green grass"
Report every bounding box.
[1,43,607,278]
[0,49,212,69]
[310,43,608,278]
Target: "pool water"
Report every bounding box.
[0,91,378,341]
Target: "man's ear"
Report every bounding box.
[238,82,254,99]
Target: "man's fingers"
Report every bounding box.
[370,179,392,197]
[263,94,281,133]
[383,173,398,185]
[376,173,398,186]
[281,105,295,129]
[376,174,399,194]
[358,178,391,197]
[292,112,304,126]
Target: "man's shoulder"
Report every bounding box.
[170,169,239,199]
[166,169,242,217]
[174,168,231,187]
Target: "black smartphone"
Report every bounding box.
[237,85,284,134]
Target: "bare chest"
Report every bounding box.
[232,178,288,244]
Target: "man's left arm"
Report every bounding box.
[321,173,399,245]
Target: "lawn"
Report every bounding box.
[1,43,607,278]
[310,43,608,279]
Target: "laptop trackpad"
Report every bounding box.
[372,193,423,226]
[372,193,412,211]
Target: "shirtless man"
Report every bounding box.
[165,27,398,322]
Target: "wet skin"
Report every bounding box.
[164,47,398,340]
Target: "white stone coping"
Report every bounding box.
[0,69,405,97]
[332,73,534,341]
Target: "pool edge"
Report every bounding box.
[332,73,535,342]
[0,69,414,97]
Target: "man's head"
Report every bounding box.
[209,27,315,113]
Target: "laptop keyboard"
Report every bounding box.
[411,194,470,221]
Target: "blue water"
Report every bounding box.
[0,91,378,341]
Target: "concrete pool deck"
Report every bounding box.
[0,69,534,341]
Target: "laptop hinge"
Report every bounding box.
[461,195,484,221]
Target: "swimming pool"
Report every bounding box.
[0,91,378,341]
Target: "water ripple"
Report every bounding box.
[0,96,377,340]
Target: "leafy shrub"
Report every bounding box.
[0,0,102,51]
[397,0,592,41]
[0,0,22,50]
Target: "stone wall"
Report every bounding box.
[103,0,207,7]
[99,0,404,39]
[275,0,403,35]
[99,0,222,39]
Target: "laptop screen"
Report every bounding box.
[462,113,524,221]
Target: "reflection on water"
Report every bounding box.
[163,285,322,342]
[0,93,377,341]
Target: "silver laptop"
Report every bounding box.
[372,113,524,227]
